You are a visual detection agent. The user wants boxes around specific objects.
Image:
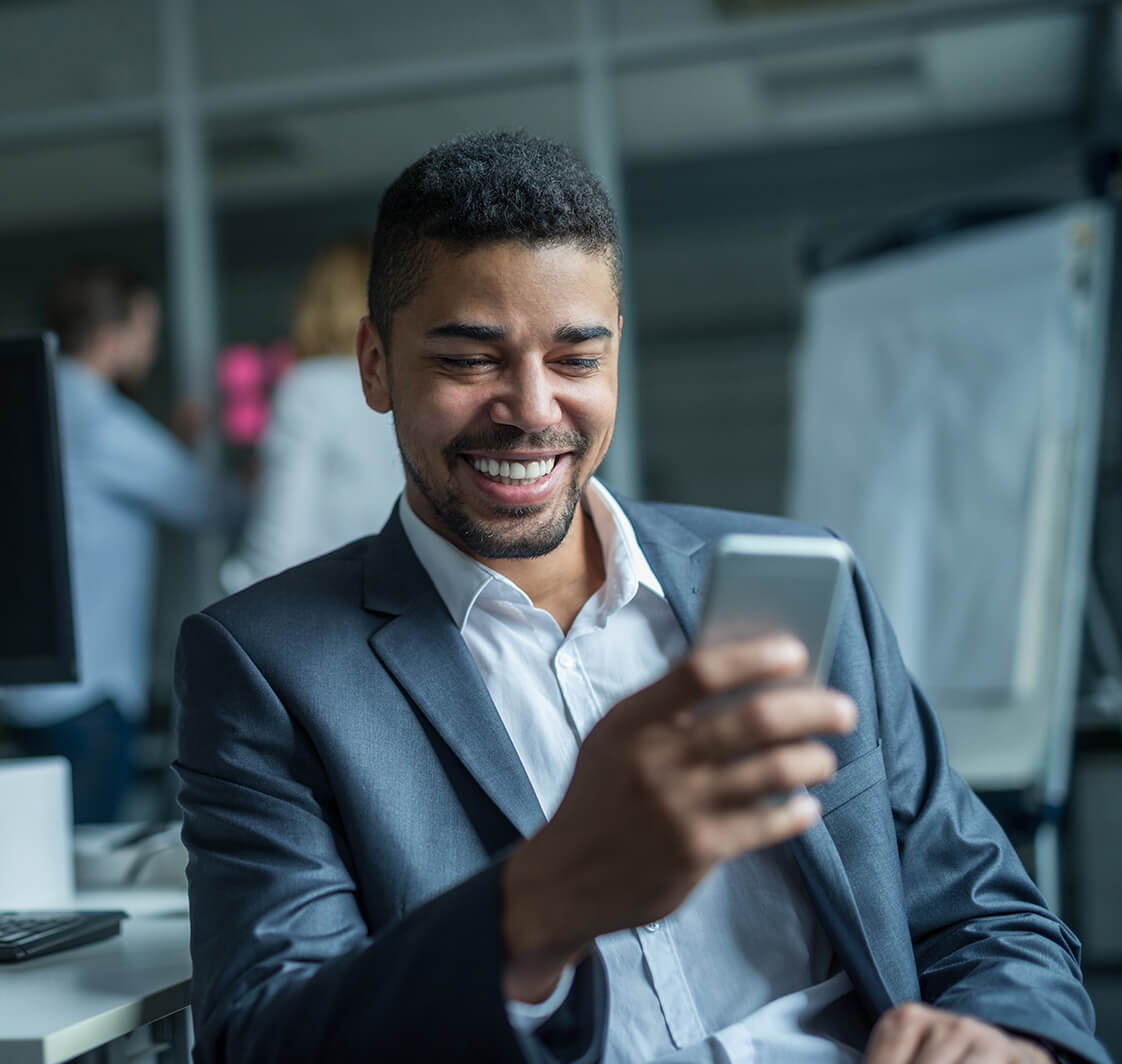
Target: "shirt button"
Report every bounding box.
[644,922,659,932]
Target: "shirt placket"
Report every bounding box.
[555,635,708,1052]
[552,638,600,741]
[632,920,708,1049]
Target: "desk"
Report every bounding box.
[0,915,190,1064]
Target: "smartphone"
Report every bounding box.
[697,533,855,686]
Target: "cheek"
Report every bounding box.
[396,382,483,443]
[572,384,617,438]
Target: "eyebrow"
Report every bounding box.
[554,324,612,344]
[425,322,613,344]
[426,323,505,342]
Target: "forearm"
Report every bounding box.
[194,862,526,1064]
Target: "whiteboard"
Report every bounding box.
[790,205,1107,698]
[788,203,1112,799]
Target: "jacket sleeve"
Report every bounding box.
[174,610,607,1064]
[846,557,1111,1064]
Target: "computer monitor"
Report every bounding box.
[0,333,77,685]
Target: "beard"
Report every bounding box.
[397,425,591,559]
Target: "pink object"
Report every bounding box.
[217,341,293,446]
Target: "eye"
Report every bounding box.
[438,357,495,371]
[558,358,601,372]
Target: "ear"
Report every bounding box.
[357,316,392,413]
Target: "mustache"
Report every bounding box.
[445,427,589,456]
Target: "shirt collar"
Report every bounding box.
[59,355,113,396]
[398,477,665,632]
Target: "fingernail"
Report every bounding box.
[835,695,858,729]
[790,793,821,820]
[765,638,806,666]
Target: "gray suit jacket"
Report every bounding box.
[174,499,1109,1063]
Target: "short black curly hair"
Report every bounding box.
[368,130,621,345]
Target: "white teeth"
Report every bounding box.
[471,455,557,484]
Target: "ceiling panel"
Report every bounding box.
[0,1,1104,231]
[0,0,158,116]
[195,0,574,87]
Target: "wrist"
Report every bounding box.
[501,843,587,1002]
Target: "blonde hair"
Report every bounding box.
[291,236,371,360]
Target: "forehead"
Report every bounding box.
[403,240,617,324]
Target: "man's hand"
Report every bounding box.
[502,635,857,1002]
[866,1003,1056,1063]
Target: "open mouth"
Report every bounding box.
[468,454,557,487]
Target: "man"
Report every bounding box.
[0,264,243,822]
[174,132,1108,1063]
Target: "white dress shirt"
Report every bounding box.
[400,481,867,1062]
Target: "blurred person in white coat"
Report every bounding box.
[222,237,404,592]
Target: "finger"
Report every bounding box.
[690,688,856,762]
[1007,1036,1059,1063]
[708,742,837,806]
[866,1004,938,1064]
[912,1022,975,1064]
[617,637,810,727]
[703,791,823,858]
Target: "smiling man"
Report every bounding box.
[174,132,1107,1064]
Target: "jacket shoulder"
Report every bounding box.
[626,497,833,544]
[202,535,372,638]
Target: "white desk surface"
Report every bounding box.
[0,914,190,1064]
[72,887,188,919]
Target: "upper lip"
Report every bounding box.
[462,451,564,461]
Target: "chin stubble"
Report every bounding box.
[398,428,591,559]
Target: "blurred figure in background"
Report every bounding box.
[0,263,244,823]
[220,236,403,592]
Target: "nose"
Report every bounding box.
[489,361,562,433]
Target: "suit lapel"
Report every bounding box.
[622,497,899,1015]
[789,825,895,1015]
[361,512,544,841]
[620,501,708,641]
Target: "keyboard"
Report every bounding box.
[0,910,127,962]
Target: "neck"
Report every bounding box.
[486,507,605,633]
[408,486,607,634]
[73,348,116,381]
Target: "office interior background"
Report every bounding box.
[2,0,1122,1057]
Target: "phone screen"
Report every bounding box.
[697,534,854,685]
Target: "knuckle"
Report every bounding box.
[681,653,720,697]
[679,821,715,864]
[890,1002,926,1029]
[768,749,804,791]
[747,696,782,738]
[632,744,669,798]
